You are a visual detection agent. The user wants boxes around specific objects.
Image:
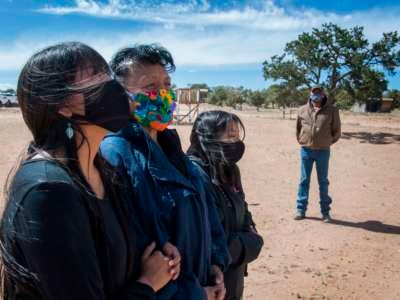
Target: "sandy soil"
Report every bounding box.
[1,106,399,300]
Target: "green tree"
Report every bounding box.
[263,86,277,108]
[0,88,16,95]
[342,69,387,103]
[263,84,308,108]
[334,88,354,110]
[189,83,209,89]
[208,86,229,106]
[207,86,249,109]
[240,88,252,106]
[276,84,307,107]
[250,90,266,111]
[226,87,249,109]
[263,23,400,103]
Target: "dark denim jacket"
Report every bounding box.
[100,122,230,300]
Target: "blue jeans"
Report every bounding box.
[296,147,332,215]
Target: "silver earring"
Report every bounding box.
[65,122,74,139]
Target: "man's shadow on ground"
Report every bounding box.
[341,131,400,144]
[306,217,400,235]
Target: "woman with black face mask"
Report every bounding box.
[187,111,264,300]
[0,42,179,300]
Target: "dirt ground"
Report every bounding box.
[0,106,399,300]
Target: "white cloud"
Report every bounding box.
[1,1,400,74]
[0,42,35,71]
[35,0,400,40]
[0,26,296,73]
[37,0,350,31]
[0,83,15,90]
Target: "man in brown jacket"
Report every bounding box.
[295,86,341,222]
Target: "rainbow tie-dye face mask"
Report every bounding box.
[129,89,176,131]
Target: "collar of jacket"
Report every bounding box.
[119,121,198,192]
[308,99,330,114]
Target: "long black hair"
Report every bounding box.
[187,110,245,189]
[2,41,116,204]
[0,42,121,298]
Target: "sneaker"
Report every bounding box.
[322,214,332,223]
[294,212,306,220]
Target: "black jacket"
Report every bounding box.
[189,157,264,300]
[0,159,155,300]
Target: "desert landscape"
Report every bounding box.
[0,106,399,300]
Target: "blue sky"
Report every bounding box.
[1,0,400,90]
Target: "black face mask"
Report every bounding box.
[71,80,131,132]
[206,140,245,164]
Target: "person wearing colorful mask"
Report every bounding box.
[295,86,341,222]
[187,111,264,300]
[100,44,230,300]
[0,42,179,300]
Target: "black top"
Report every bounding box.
[97,198,128,291]
[213,184,264,300]
[188,156,264,300]
[0,159,155,300]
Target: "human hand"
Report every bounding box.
[209,265,225,300]
[138,242,175,291]
[210,265,224,285]
[162,242,181,280]
[204,283,226,300]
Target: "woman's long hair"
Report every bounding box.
[0,42,114,298]
[187,110,245,190]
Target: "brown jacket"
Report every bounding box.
[296,100,341,149]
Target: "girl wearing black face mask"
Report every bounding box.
[187,111,264,300]
[0,42,179,300]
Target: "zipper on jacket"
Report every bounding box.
[310,110,316,145]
